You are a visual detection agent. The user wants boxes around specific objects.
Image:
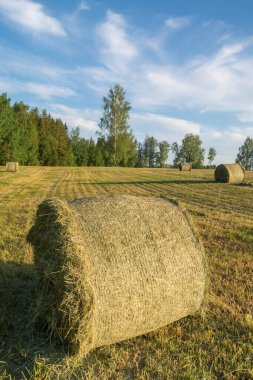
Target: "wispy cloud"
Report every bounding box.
[165,16,191,29]
[49,104,99,134]
[87,9,253,117]
[0,43,81,103]
[129,39,253,114]
[131,112,201,141]
[0,44,70,82]
[62,0,90,38]
[202,125,253,163]
[0,78,76,100]
[25,83,76,100]
[0,0,66,36]
[78,1,89,11]
[88,13,253,115]
[96,10,138,71]
[237,112,253,123]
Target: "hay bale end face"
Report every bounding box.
[214,163,245,183]
[179,163,192,171]
[6,162,19,172]
[28,196,206,357]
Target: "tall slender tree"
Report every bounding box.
[136,142,145,167]
[207,147,217,167]
[157,141,170,167]
[143,136,158,168]
[98,84,136,166]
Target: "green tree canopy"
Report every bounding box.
[70,127,89,166]
[157,141,170,168]
[236,137,253,170]
[98,84,136,166]
[136,142,145,167]
[172,134,205,168]
[136,138,170,168]
[13,101,39,165]
[38,110,72,166]
[207,147,217,166]
[0,93,19,164]
[143,136,158,168]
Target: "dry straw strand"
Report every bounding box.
[28,195,206,357]
[214,163,245,183]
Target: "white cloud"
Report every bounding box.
[62,1,90,38]
[126,39,253,114]
[96,10,138,71]
[165,16,191,29]
[49,104,99,134]
[0,45,71,82]
[88,14,253,116]
[237,112,253,123]
[0,77,76,100]
[0,0,66,36]
[202,126,253,164]
[78,1,89,11]
[131,112,201,142]
[25,83,76,99]
[225,126,253,142]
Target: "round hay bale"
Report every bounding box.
[214,163,245,183]
[6,162,19,172]
[28,195,206,357]
[179,163,192,171]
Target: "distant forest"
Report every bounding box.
[0,92,172,168]
[0,86,252,168]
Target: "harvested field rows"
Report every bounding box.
[0,166,252,379]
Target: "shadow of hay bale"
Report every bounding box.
[0,262,35,335]
[79,179,215,186]
[0,261,67,377]
[235,181,253,187]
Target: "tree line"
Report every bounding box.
[0,85,252,169]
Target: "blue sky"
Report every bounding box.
[1,0,253,164]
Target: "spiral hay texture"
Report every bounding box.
[6,162,19,172]
[179,163,192,171]
[28,195,206,357]
[214,163,245,183]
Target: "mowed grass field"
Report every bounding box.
[0,166,252,380]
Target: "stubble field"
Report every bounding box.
[0,166,252,379]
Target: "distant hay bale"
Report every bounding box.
[214,163,245,183]
[6,162,19,172]
[179,163,192,171]
[28,195,206,357]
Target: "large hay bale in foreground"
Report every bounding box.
[28,195,206,357]
[214,163,245,183]
[6,162,19,172]
[179,163,192,171]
